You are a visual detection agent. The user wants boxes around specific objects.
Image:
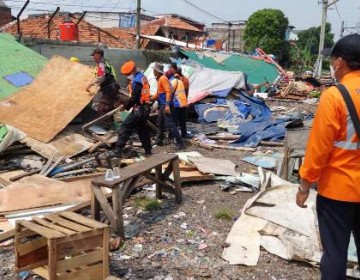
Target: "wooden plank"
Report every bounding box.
[40,154,55,175]
[57,249,103,273]
[33,266,48,278]
[32,217,77,235]
[17,220,65,239]
[92,153,179,188]
[57,234,103,258]
[59,212,108,229]
[56,229,104,246]
[171,158,182,204]
[18,237,47,256]
[45,214,92,233]
[103,227,110,278]
[91,186,116,227]
[179,171,215,183]
[43,156,64,177]
[112,187,124,238]
[122,177,141,203]
[48,239,57,279]
[0,228,15,244]
[143,173,175,192]
[57,263,103,280]
[91,186,101,222]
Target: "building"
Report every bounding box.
[206,21,247,51]
[0,0,15,28]
[83,12,155,29]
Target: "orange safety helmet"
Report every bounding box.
[121,61,136,75]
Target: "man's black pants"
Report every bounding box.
[116,112,151,153]
[173,107,187,138]
[317,194,360,280]
[156,104,183,145]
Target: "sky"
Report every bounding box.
[4,0,360,39]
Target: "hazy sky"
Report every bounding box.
[5,0,359,39]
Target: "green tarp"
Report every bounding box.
[180,49,279,85]
[0,33,48,100]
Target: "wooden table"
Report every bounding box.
[91,153,182,238]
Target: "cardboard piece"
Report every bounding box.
[0,56,95,143]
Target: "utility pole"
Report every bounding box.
[340,20,345,37]
[136,0,141,49]
[314,0,340,78]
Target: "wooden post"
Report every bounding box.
[112,187,124,239]
[47,239,57,279]
[155,166,163,199]
[91,184,101,221]
[102,227,110,278]
[171,159,182,203]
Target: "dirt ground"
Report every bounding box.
[0,141,321,280]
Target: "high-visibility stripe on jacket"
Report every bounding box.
[299,70,360,202]
[171,77,187,108]
[128,72,150,104]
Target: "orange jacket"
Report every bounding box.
[171,77,187,108]
[300,70,360,202]
[180,75,189,97]
[152,75,172,105]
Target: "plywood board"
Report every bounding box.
[189,156,238,176]
[0,56,95,143]
[0,175,93,214]
[21,132,94,159]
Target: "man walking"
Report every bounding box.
[151,62,185,150]
[86,48,119,125]
[114,61,152,158]
[296,34,360,280]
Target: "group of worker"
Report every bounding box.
[84,48,190,158]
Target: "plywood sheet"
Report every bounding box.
[0,56,95,143]
[0,175,93,214]
[21,132,94,159]
[189,156,238,176]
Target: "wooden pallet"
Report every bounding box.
[15,211,109,280]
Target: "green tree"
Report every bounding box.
[290,23,334,71]
[244,9,289,63]
[296,23,334,56]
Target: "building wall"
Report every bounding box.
[0,7,13,28]
[25,41,172,86]
[207,23,246,51]
[84,12,154,29]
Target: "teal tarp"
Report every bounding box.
[180,49,279,85]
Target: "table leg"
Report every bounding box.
[155,166,163,199]
[91,184,101,221]
[171,159,182,203]
[112,187,124,239]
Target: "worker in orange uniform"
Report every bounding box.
[86,48,119,127]
[176,66,189,98]
[151,62,185,150]
[171,73,188,138]
[114,61,152,158]
[296,34,360,280]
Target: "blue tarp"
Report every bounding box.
[4,71,34,87]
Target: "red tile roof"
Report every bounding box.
[145,16,202,32]
[0,13,133,48]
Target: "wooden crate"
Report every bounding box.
[15,211,109,280]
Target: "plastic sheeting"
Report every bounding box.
[0,124,26,153]
[144,62,245,104]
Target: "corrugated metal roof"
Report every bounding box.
[0,33,48,100]
[180,49,279,85]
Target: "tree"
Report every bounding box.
[243,9,289,63]
[290,23,334,71]
[296,23,334,56]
